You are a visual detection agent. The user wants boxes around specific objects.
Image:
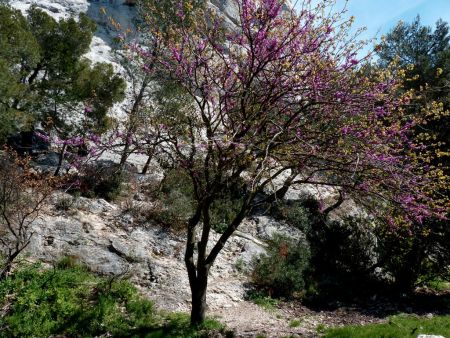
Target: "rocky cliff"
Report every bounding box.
[6,0,242,64]
[7,0,292,65]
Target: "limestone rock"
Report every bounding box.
[20,194,290,311]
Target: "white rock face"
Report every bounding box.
[6,0,240,64]
[7,0,136,63]
[8,0,89,19]
[26,192,291,311]
[7,0,292,65]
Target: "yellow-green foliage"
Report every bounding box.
[324,314,450,338]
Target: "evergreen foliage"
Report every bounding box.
[377,17,450,292]
[251,234,310,299]
[0,4,125,147]
[377,17,450,171]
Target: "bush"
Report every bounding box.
[0,261,157,337]
[0,260,230,337]
[209,181,245,234]
[246,290,279,311]
[271,197,450,299]
[150,313,230,338]
[307,216,379,299]
[76,161,126,201]
[271,199,315,232]
[147,168,195,230]
[272,198,380,300]
[251,234,310,299]
[375,216,450,293]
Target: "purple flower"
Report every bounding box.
[172,48,182,62]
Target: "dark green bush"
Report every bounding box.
[77,161,125,201]
[272,198,380,300]
[147,168,195,230]
[306,217,378,298]
[273,197,450,299]
[251,234,310,299]
[271,199,315,232]
[375,216,450,292]
[209,180,245,234]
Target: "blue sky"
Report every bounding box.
[295,0,450,53]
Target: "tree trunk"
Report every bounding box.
[0,260,12,281]
[121,76,149,170]
[0,251,20,281]
[394,235,423,294]
[184,206,207,326]
[190,267,209,326]
[119,136,131,169]
[54,143,67,176]
[141,152,152,175]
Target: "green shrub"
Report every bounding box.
[307,216,378,299]
[234,257,245,273]
[148,168,195,230]
[209,179,245,234]
[0,260,230,338]
[272,199,314,232]
[273,198,382,300]
[0,261,157,337]
[251,234,310,299]
[289,319,302,328]
[150,313,227,338]
[276,198,450,297]
[375,216,450,293]
[55,194,78,211]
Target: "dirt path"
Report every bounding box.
[212,301,386,337]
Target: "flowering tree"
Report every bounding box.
[136,0,447,324]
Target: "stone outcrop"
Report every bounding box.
[26,191,296,312]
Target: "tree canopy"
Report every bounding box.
[0,4,125,153]
[132,0,449,324]
[377,17,450,175]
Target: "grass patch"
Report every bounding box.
[424,278,450,292]
[247,290,279,311]
[144,313,228,338]
[289,318,302,328]
[316,323,327,334]
[323,314,450,338]
[0,260,228,338]
[0,261,158,337]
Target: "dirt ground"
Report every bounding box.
[212,301,385,337]
[212,290,450,337]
